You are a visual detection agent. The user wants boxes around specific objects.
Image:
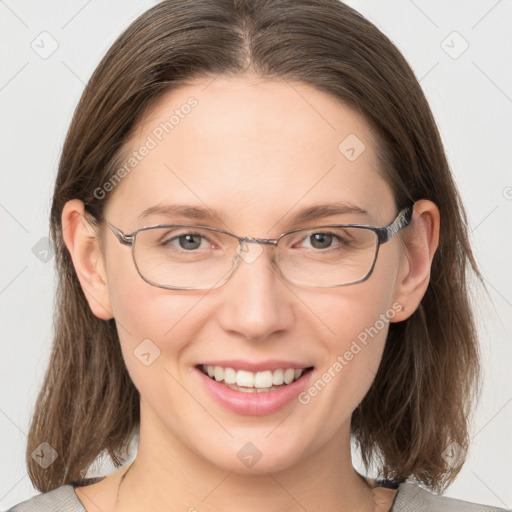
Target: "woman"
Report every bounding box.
[8,0,509,511]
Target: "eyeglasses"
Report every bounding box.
[103,205,413,290]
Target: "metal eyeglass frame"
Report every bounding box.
[103,204,414,290]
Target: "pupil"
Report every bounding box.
[179,234,201,250]
[311,233,332,249]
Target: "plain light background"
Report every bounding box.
[1,0,511,509]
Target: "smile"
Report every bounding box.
[198,364,314,393]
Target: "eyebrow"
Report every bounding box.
[137,202,368,225]
[289,203,368,224]
[138,204,227,223]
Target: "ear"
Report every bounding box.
[61,199,114,320]
[390,199,440,322]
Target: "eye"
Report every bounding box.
[159,231,213,251]
[284,226,358,253]
[175,233,204,250]
[296,231,347,250]
[307,232,335,249]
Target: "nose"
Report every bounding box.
[215,242,294,341]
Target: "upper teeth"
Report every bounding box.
[202,365,304,388]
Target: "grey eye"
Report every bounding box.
[177,234,203,250]
[309,233,334,249]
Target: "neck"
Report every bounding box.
[115,405,376,512]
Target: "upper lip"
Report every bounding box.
[197,360,314,372]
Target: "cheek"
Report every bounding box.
[299,255,401,411]
[313,290,391,381]
[103,247,208,376]
[108,280,215,428]
[302,247,400,350]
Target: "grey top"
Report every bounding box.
[6,479,510,511]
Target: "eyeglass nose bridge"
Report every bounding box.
[234,236,278,265]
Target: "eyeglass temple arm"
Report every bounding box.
[376,205,414,244]
[105,220,134,246]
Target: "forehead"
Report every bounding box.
[105,75,395,230]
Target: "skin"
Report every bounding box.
[62,75,439,512]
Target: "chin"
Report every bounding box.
[195,435,309,475]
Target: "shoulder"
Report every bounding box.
[392,482,511,512]
[5,478,103,512]
[6,486,84,512]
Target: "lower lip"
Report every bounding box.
[195,367,314,416]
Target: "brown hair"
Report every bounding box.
[27,0,481,493]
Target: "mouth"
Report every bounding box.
[196,364,315,393]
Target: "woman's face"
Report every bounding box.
[99,75,408,473]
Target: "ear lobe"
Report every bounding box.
[61,199,114,320]
[390,199,440,322]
